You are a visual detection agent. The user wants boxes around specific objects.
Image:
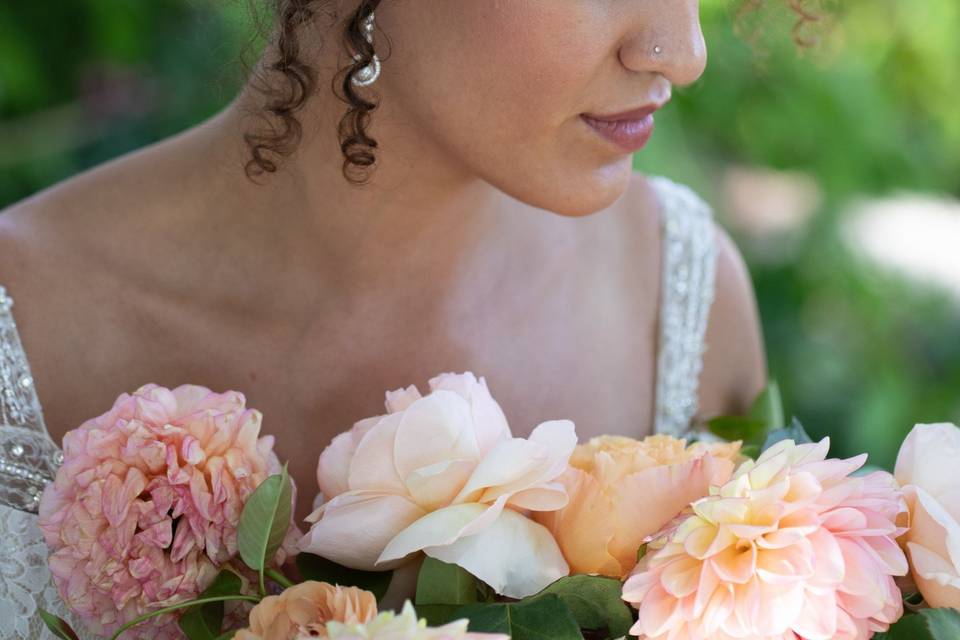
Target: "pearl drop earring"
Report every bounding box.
[351,10,381,87]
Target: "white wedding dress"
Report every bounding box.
[0,174,718,639]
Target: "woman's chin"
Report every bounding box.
[546,160,636,218]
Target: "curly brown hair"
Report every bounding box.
[241,0,827,187]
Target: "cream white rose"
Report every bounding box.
[300,372,574,599]
[894,422,960,608]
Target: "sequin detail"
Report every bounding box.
[649,175,718,438]
[0,285,59,514]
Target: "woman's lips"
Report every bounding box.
[580,112,656,154]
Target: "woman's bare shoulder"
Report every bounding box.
[0,125,233,303]
[0,138,219,429]
[0,159,145,313]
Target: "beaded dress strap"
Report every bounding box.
[649,176,718,439]
[0,284,61,513]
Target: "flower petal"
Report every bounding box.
[300,491,426,570]
[385,384,422,413]
[427,372,512,454]
[316,415,380,499]
[423,508,569,598]
[534,468,621,577]
[347,412,406,494]
[405,459,477,511]
[895,424,960,504]
[508,483,568,512]
[377,501,505,565]
[453,420,576,505]
[904,485,960,608]
[608,455,734,574]
[394,390,480,482]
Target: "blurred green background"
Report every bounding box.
[1,1,958,469]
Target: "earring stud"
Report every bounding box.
[351,10,381,87]
[653,45,663,55]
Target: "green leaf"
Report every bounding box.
[455,593,583,640]
[761,417,815,452]
[295,553,393,601]
[178,569,243,640]
[416,557,480,606]
[414,604,465,627]
[238,464,293,591]
[707,381,786,457]
[213,632,237,640]
[38,608,80,640]
[539,575,634,639]
[706,416,768,443]
[874,608,960,640]
[749,380,785,431]
[740,444,761,459]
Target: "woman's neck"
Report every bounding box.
[171,84,580,318]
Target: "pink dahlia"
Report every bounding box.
[622,437,908,640]
[38,383,299,639]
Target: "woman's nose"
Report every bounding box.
[618,1,708,88]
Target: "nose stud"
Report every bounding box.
[653,45,663,55]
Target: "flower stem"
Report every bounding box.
[265,567,295,589]
[106,594,261,640]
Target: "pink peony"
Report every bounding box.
[622,437,909,640]
[300,371,575,599]
[38,383,299,639]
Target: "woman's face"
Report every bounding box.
[375,1,707,217]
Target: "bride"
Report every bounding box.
[0,0,768,637]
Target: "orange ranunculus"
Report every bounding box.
[534,434,741,578]
[234,581,378,640]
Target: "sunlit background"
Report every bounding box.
[2,1,958,469]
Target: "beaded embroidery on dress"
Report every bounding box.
[647,175,719,438]
[0,174,716,639]
[0,286,84,639]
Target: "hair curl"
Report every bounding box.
[241,0,827,186]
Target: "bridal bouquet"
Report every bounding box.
[37,374,960,640]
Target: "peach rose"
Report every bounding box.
[300,372,575,599]
[534,434,741,578]
[894,423,960,608]
[234,581,377,640]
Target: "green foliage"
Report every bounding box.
[538,575,634,639]
[709,380,788,457]
[875,608,960,640]
[413,560,633,640]
[416,557,481,606]
[761,417,815,451]
[238,464,293,595]
[296,553,394,601]
[455,594,583,640]
[37,608,79,640]
[178,569,244,640]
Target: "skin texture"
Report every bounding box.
[0,0,765,522]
